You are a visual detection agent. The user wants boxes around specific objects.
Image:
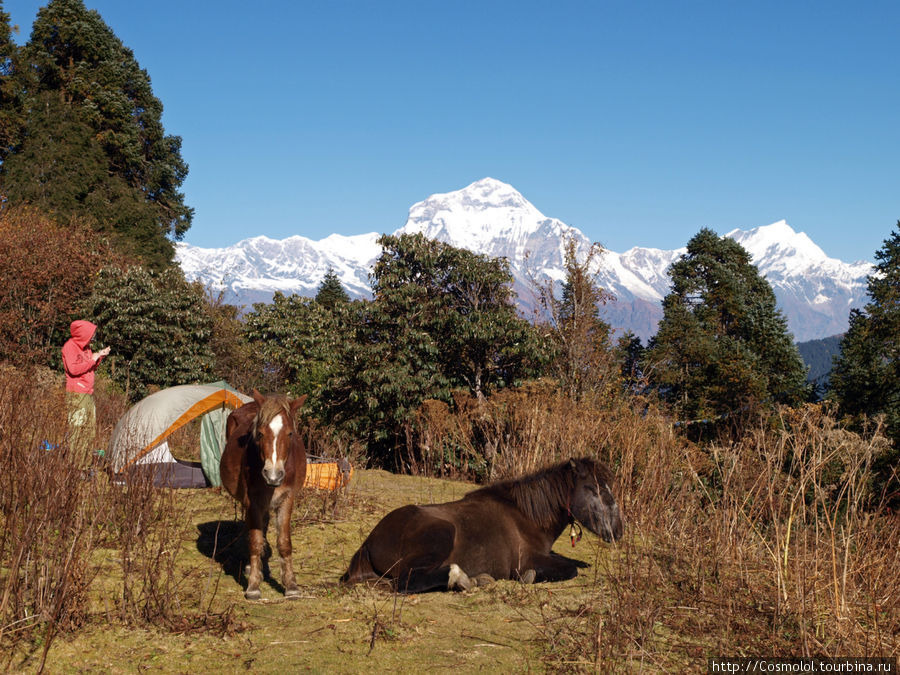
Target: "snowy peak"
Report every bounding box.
[398,177,571,257]
[175,179,873,342]
[727,220,828,269]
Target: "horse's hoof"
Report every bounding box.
[244,588,261,600]
[473,574,495,587]
[519,569,536,584]
[448,563,474,591]
[284,587,301,599]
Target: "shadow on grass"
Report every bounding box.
[196,520,284,596]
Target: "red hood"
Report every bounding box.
[69,320,97,349]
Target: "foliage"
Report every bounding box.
[374,233,547,400]
[315,268,350,308]
[322,233,548,467]
[532,237,618,401]
[322,296,447,468]
[0,0,191,268]
[0,207,118,365]
[85,266,214,400]
[615,330,646,390]
[830,222,900,494]
[201,289,264,393]
[645,228,808,425]
[243,292,346,402]
[796,334,843,395]
[0,3,22,162]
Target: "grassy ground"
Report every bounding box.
[33,469,618,674]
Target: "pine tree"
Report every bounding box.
[830,223,900,452]
[646,228,808,423]
[0,0,191,267]
[0,1,22,161]
[315,269,350,308]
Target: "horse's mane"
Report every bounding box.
[468,457,610,530]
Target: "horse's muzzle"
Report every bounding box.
[600,509,624,543]
[262,465,285,486]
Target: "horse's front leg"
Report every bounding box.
[245,507,266,600]
[519,551,582,584]
[273,489,299,598]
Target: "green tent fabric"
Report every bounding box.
[200,405,229,487]
[199,381,246,487]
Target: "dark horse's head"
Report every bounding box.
[565,457,624,543]
[249,390,307,487]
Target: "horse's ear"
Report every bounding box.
[252,389,265,406]
[290,394,308,413]
[568,457,588,478]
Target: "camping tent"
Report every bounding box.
[109,383,355,490]
[109,382,252,488]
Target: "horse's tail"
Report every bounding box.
[340,543,377,585]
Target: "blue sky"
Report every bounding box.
[5,0,898,262]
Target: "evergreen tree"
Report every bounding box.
[616,331,646,391]
[1,0,191,267]
[315,268,350,308]
[0,1,22,161]
[830,223,900,454]
[645,228,808,423]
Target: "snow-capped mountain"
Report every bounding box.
[175,178,872,342]
[177,231,382,306]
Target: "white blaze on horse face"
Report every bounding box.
[268,414,284,464]
[262,413,287,485]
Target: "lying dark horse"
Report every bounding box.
[341,457,624,593]
[220,390,307,600]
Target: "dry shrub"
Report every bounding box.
[404,384,899,669]
[0,366,237,668]
[0,367,101,669]
[0,206,126,365]
[584,405,897,671]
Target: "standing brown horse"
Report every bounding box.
[220,390,308,600]
[341,457,624,593]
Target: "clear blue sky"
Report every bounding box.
[5,0,898,262]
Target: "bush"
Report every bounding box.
[0,207,120,365]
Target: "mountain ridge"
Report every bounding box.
[176,177,872,342]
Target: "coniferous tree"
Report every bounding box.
[1,0,191,268]
[0,1,22,161]
[645,228,808,423]
[315,269,350,308]
[830,223,900,454]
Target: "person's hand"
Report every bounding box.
[95,346,111,360]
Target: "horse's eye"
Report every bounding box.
[586,484,599,495]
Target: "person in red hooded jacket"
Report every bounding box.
[61,320,110,467]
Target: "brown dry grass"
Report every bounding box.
[1,368,898,673]
[403,386,900,671]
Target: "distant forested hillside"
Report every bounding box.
[797,334,843,395]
